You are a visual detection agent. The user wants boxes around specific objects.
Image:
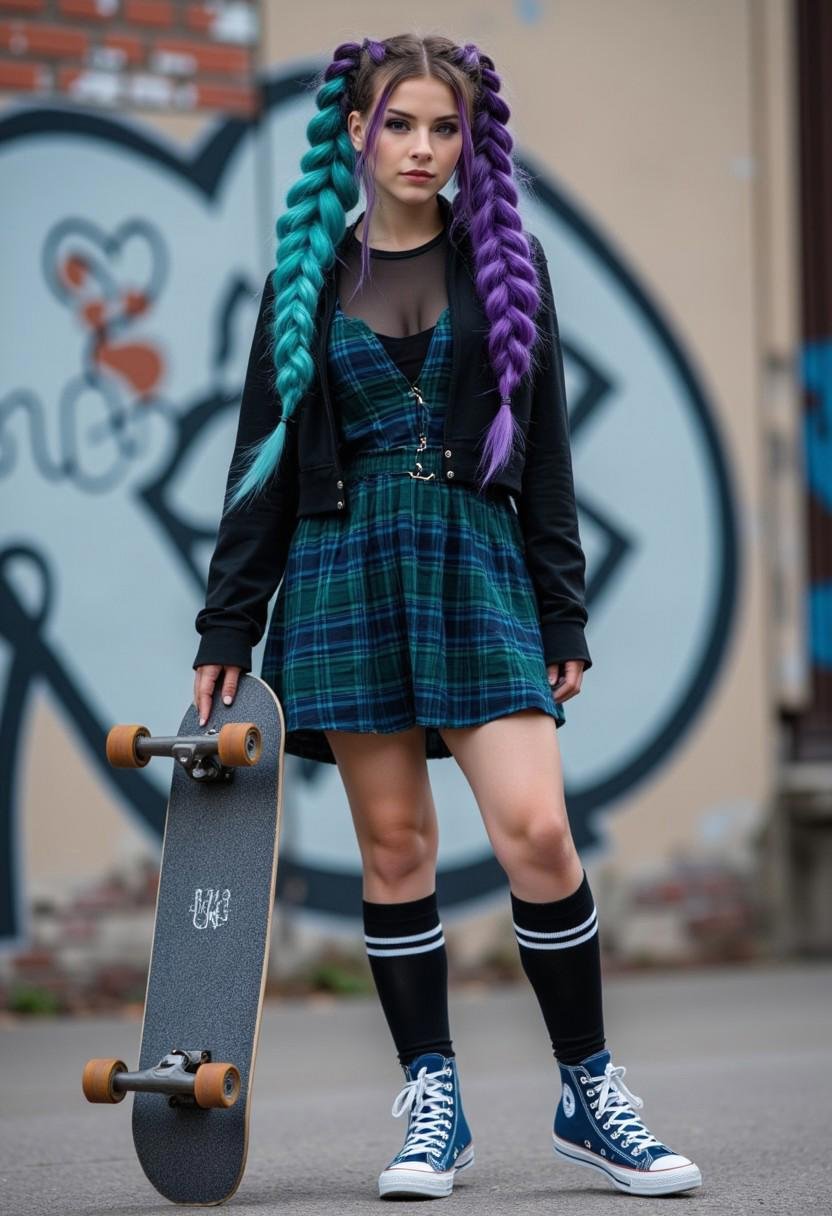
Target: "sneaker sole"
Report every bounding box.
[378,1143,475,1199]
[553,1132,702,1196]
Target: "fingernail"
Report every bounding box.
[199,716,205,726]
[223,695,232,705]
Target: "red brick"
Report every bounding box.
[194,79,258,116]
[0,20,89,57]
[152,36,248,76]
[0,0,45,12]
[184,3,213,34]
[100,31,143,65]
[124,0,173,26]
[55,63,82,89]
[185,1,257,44]
[0,55,49,86]
[12,947,54,974]
[58,0,120,21]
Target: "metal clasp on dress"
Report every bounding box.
[408,434,436,481]
[408,462,435,481]
[407,385,436,481]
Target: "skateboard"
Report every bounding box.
[82,672,285,1205]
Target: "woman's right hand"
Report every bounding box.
[193,664,243,726]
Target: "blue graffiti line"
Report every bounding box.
[810,583,832,670]
[801,338,832,511]
[800,339,832,668]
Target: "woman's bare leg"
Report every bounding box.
[323,725,438,901]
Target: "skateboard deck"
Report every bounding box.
[83,673,285,1206]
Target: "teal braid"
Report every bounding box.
[224,42,369,511]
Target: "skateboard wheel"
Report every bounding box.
[106,725,151,768]
[217,723,262,767]
[193,1062,241,1109]
[82,1058,128,1103]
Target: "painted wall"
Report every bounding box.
[0,0,801,1005]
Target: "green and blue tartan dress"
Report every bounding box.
[260,252,565,765]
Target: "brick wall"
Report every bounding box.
[0,0,260,115]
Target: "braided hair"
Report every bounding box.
[450,44,543,486]
[227,33,543,509]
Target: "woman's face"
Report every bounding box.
[348,75,463,208]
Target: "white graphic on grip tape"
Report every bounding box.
[190,888,230,930]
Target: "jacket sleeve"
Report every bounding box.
[192,271,300,673]
[515,234,592,672]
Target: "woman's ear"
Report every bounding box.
[346,111,364,153]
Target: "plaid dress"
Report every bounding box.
[260,301,566,764]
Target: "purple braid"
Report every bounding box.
[452,44,542,488]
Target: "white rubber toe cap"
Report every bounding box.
[385,1160,437,1174]
[649,1154,693,1171]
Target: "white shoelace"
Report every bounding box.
[391,1064,453,1157]
[584,1062,663,1154]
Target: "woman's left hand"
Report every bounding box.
[547,659,585,703]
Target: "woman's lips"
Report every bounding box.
[402,172,434,179]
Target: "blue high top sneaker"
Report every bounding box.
[553,1049,702,1196]
[378,1052,474,1199]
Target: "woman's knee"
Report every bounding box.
[361,819,438,886]
[494,811,577,876]
[323,726,438,889]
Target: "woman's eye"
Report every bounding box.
[385,120,459,136]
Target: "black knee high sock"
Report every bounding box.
[362,890,455,1068]
[511,869,606,1066]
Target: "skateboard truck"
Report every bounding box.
[105,722,262,782]
[83,1049,241,1109]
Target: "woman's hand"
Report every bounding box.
[193,664,243,726]
[547,659,585,703]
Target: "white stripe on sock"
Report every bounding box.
[512,905,597,940]
[514,921,598,951]
[365,935,446,958]
[364,924,443,946]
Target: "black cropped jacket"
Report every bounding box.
[193,192,592,676]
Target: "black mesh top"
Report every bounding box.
[335,223,449,384]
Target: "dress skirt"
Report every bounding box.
[260,304,565,765]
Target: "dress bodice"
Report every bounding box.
[327,302,452,456]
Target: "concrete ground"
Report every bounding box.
[1,960,829,1215]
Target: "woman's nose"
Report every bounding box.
[411,130,433,157]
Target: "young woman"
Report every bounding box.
[192,32,702,1202]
